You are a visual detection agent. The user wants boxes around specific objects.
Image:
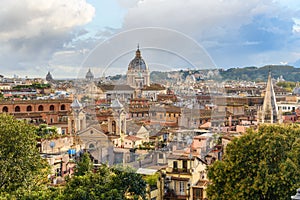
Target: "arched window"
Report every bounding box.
[27,105,32,112]
[50,105,55,111]
[38,105,44,111]
[60,104,66,110]
[15,106,20,112]
[2,106,8,112]
[89,143,95,150]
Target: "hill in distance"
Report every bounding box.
[107,65,300,83]
[219,65,300,82]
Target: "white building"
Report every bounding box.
[126,46,150,89]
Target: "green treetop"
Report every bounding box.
[63,163,147,200]
[0,114,50,198]
[207,124,300,200]
[74,152,93,176]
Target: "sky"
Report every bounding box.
[1,0,300,78]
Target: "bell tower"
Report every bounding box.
[108,99,126,136]
[69,97,86,134]
[258,71,279,124]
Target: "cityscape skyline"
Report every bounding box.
[1,0,300,79]
[1,1,300,199]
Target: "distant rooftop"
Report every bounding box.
[99,84,135,91]
[142,83,165,91]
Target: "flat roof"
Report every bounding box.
[136,168,158,175]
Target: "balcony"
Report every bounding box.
[166,167,190,174]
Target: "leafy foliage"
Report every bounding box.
[144,173,159,190]
[0,114,50,197]
[35,124,60,139]
[12,83,50,90]
[207,124,300,200]
[63,164,147,200]
[74,152,93,176]
[0,115,147,199]
[276,81,296,92]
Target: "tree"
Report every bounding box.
[0,114,50,197]
[144,173,159,190]
[110,165,147,200]
[62,164,147,200]
[74,152,93,176]
[207,124,300,200]
[35,124,59,139]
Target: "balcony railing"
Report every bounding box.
[172,168,189,173]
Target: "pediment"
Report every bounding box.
[77,125,108,139]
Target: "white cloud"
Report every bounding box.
[117,0,299,68]
[0,0,95,41]
[123,0,276,39]
[2,0,300,78]
[293,18,300,33]
[116,0,140,9]
[0,0,95,77]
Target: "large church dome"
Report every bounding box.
[85,68,94,80]
[128,47,148,70]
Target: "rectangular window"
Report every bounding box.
[183,160,187,171]
[193,188,203,200]
[179,181,185,195]
[159,153,164,159]
[173,161,178,170]
[173,181,177,191]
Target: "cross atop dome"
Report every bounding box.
[135,43,141,58]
